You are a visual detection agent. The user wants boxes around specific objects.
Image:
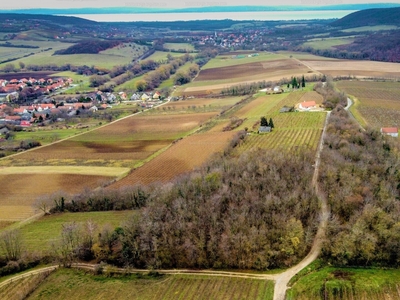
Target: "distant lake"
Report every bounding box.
[62,10,356,22]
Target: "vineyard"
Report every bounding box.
[239,127,323,153]
[28,268,274,300]
[0,271,52,300]
[108,132,235,188]
[337,81,400,128]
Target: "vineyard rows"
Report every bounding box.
[239,128,322,152]
[0,272,50,300]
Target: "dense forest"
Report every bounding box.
[319,106,400,267]
[54,40,122,55]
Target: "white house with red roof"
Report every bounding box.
[381,127,398,137]
[299,101,316,110]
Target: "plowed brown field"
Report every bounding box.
[108,132,235,188]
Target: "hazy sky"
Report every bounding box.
[1,0,400,9]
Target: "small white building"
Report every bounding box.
[381,127,398,137]
[299,101,316,110]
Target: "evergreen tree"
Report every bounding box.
[269,118,275,129]
[301,75,306,88]
[260,116,268,127]
[291,77,298,89]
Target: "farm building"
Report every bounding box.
[381,127,398,137]
[258,126,271,133]
[299,101,316,110]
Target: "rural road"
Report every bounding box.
[272,111,331,300]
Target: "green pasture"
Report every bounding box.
[341,25,398,32]
[13,128,89,145]
[146,51,182,62]
[201,52,284,70]
[28,268,274,300]
[163,42,195,51]
[7,211,135,254]
[287,262,400,300]
[302,37,355,50]
[114,74,145,92]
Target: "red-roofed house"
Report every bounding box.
[299,101,316,110]
[381,127,398,137]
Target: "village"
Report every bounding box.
[0,76,167,129]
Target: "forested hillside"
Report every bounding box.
[319,106,400,266]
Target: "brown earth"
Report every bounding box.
[0,174,113,221]
[195,59,305,81]
[108,132,235,188]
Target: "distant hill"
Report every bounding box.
[0,13,97,26]
[331,7,400,28]
[2,4,400,15]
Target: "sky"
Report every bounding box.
[1,0,400,10]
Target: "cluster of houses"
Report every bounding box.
[0,102,100,127]
[194,29,269,49]
[0,77,73,97]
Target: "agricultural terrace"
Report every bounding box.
[1,41,147,70]
[163,42,195,51]
[181,56,317,96]
[28,268,274,300]
[337,80,400,129]
[0,174,115,221]
[4,112,216,168]
[301,37,355,50]
[108,131,236,188]
[234,91,326,153]
[300,58,400,79]
[2,211,134,254]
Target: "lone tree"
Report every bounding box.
[269,118,275,129]
[0,229,23,261]
[260,116,269,127]
[301,75,306,88]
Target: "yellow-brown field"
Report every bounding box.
[4,112,216,167]
[0,174,113,221]
[108,131,235,188]
[302,59,400,79]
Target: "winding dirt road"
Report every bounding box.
[1,110,335,300]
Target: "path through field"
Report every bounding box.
[273,111,331,300]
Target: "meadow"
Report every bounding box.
[337,80,400,129]
[301,37,355,50]
[26,268,274,300]
[4,211,135,253]
[287,261,400,300]
[163,42,195,51]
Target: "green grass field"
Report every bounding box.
[27,268,274,300]
[146,51,183,62]
[341,25,399,32]
[302,37,355,50]
[287,262,400,300]
[114,74,145,92]
[163,43,195,51]
[201,52,283,70]
[3,211,135,254]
